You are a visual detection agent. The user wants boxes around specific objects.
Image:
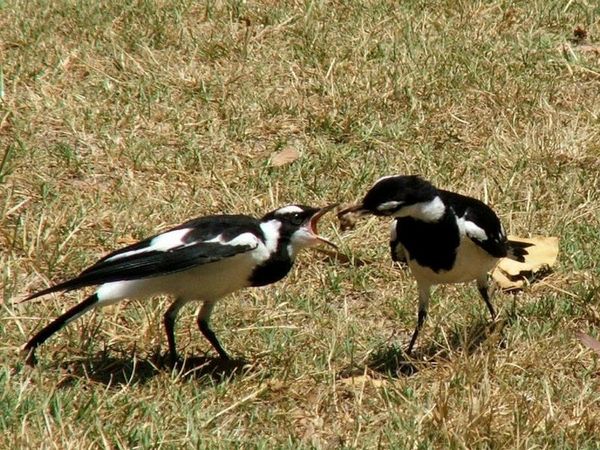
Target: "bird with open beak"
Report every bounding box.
[21,203,338,365]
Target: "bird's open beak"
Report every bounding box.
[307,203,339,249]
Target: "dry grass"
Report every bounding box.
[1,0,600,448]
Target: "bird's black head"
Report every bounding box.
[339,175,444,221]
[261,204,338,252]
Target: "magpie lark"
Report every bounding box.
[21,204,337,364]
[338,175,530,354]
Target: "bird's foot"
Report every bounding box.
[162,351,183,368]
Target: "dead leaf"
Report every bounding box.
[270,147,299,167]
[492,236,559,290]
[117,235,139,246]
[576,332,600,357]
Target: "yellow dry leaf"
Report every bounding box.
[270,147,300,167]
[492,235,559,290]
[117,235,139,246]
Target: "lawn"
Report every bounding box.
[1,0,599,448]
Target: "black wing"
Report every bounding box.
[24,214,263,301]
[440,190,508,258]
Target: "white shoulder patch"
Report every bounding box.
[419,196,445,221]
[394,196,445,222]
[274,205,304,215]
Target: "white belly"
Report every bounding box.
[96,252,258,304]
[407,238,498,286]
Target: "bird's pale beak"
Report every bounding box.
[308,203,339,249]
[336,203,368,218]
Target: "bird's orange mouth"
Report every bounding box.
[307,204,338,249]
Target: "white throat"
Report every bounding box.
[260,220,282,254]
[393,196,445,222]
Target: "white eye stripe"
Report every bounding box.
[377,201,403,211]
[462,219,488,241]
[275,205,304,215]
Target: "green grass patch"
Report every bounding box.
[1,0,599,447]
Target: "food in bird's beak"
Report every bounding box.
[336,203,366,231]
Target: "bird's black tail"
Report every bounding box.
[20,278,91,303]
[506,239,532,262]
[22,293,100,365]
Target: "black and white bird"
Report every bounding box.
[21,204,337,364]
[338,175,530,354]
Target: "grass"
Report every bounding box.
[1,0,600,447]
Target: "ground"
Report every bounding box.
[1,0,599,448]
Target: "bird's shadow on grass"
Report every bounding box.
[55,350,250,388]
[351,317,509,379]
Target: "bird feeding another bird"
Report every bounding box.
[338,175,530,355]
[21,204,338,365]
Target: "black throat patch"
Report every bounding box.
[249,235,295,287]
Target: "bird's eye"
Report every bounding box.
[289,213,304,226]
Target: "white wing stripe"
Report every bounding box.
[150,229,192,251]
[203,232,259,248]
[105,228,191,262]
[223,232,260,248]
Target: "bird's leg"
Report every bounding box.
[406,284,430,355]
[163,297,187,362]
[197,301,230,360]
[477,276,496,320]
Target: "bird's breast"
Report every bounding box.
[249,256,294,287]
[409,236,498,285]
